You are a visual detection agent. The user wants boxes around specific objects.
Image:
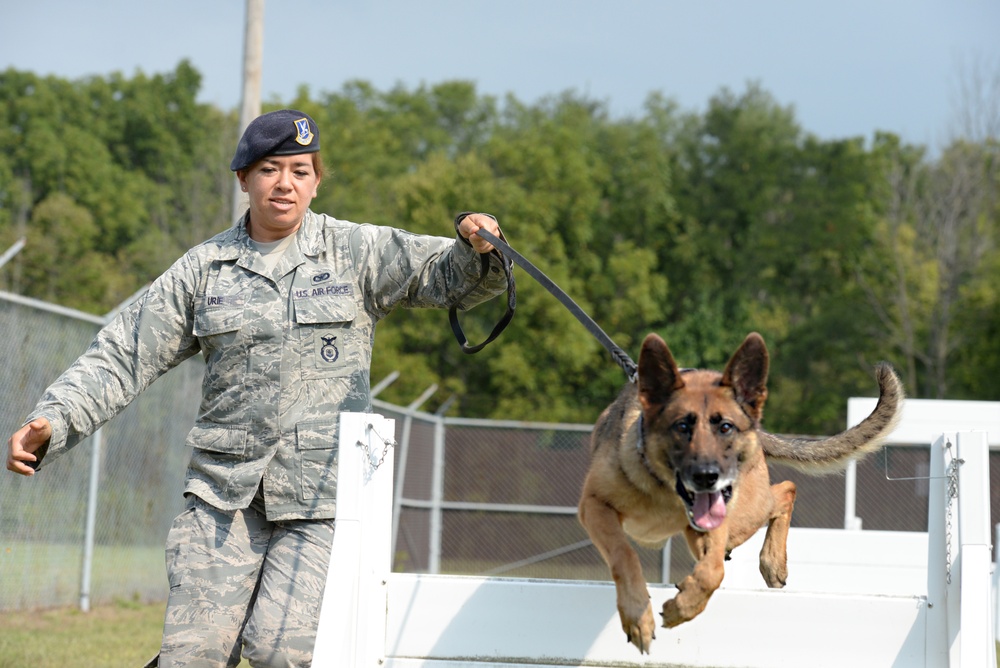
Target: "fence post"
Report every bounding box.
[0,237,26,269]
[390,410,413,567]
[844,397,873,531]
[429,414,445,575]
[843,460,862,530]
[79,428,103,612]
[661,538,672,584]
[312,412,395,666]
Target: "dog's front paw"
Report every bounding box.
[619,600,656,654]
[759,557,788,588]
[660,590,707,628]
[660,595,687,628]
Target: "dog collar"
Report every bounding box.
[636,413,667,488]
[636,413,645,453]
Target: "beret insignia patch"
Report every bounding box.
[294,118,314,146]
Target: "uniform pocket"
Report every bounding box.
[185,423,249,456]
[192,304,246,384]
[193,307,244,337]
[296,420,339,500]
[294,297,358,379]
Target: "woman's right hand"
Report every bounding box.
[6,418,51,476]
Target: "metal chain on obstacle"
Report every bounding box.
[944,440,965,585]
[358,421,395,478]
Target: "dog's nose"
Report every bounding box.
[689,463,721,491]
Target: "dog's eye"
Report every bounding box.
[718,421,735,435]
[673,421,691,435]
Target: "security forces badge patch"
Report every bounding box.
[294,117,314,146]
[320,335,340,363]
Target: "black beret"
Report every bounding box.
[230,109,320,171]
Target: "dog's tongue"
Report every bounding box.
[692,491,727,531]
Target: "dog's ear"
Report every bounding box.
[721,332,769,420]
[638,333,685,410]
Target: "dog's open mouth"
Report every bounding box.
[675,475,733,532]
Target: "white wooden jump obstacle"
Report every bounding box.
[314,405,997,667]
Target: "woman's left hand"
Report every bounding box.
[458,213,500,254]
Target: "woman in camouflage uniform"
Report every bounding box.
[6,109,509,667]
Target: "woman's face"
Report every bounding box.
[238,154,320,242]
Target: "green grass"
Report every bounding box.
[0,600,253,668]
[0,599,165,668]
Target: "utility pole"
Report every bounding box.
[232,0,264,224]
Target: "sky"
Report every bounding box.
[3,0,999,150]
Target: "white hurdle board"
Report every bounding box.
[383,575,926,668]
[314,412,995,668]
[721,526,929,596]
[313,412,396,666]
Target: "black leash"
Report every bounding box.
[448,234,517,355]
[449,228,638,382]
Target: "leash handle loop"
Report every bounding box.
[448,234,516,354]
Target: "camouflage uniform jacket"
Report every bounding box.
[27,210,508,520]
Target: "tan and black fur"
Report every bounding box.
[578,332,903,653]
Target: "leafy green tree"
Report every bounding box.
[0,64,233,312]
[951,230,1000,397]
[860,134,999,400]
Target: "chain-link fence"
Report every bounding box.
[1,292,202,611]
[2,290,998,613]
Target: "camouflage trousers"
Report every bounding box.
[157,493,335,668]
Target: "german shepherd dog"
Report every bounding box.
[578,332,903,653]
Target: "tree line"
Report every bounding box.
[1,61,997,434]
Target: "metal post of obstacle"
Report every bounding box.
[955,431,995,667]
[994,523,1000,640]
[926,431,997,667]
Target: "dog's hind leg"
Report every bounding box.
[758,480,796,588]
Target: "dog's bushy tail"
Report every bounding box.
[759,363,904,473]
